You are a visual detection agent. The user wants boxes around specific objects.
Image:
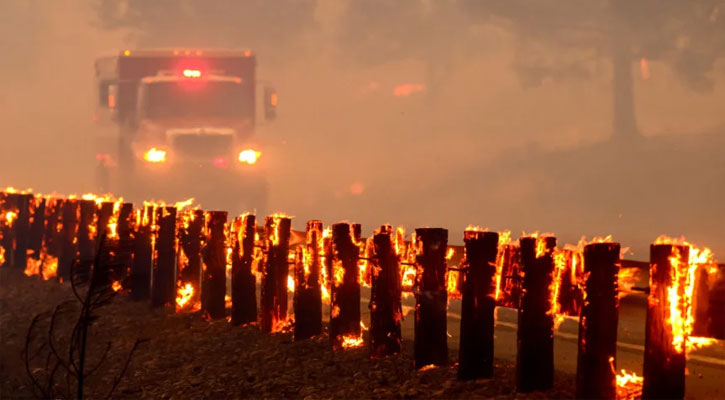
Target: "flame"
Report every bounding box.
[550,249,567,329]
[339,334,364,349]
[41,255,58,281]
[447,269,461,299]
[419,364,437,371]
[618,267,641,297]
[111,281,122,292]
[610,356,643,400]
[238,149,261,165]
[494,230,512,300]
[657,236,719,353]
[287,275,295,292]
[4,211,17,226]
[173,198,195,211]
[176,283,200,310]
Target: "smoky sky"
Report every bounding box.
[1,0,724,256]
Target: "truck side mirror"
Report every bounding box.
[263,86,277,121]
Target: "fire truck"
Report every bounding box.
[93,49,276,212]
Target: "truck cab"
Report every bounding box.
[94,49,276,212]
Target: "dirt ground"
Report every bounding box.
[1,269,576,399]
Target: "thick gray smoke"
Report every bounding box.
[1,0,724,256]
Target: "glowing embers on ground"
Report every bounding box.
[654,235,719,353]
[609,357,643,400]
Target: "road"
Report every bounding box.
[347,291,725,399]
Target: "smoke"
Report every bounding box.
[1,0,724,256]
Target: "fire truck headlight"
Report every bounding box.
[143,147,167,163]
[238,149,261,165]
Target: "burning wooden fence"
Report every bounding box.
[2,186,723,399]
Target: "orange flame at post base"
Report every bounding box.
[610,356,643,400]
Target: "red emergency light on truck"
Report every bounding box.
[94,48,276,211]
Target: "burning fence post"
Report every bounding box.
[516,235,556,392]
[76,199,97,283]
[28,196,46,263]
[201,211,228,319]
[11,193,32,270]
[558,249,584,316]
[231,214,257,325]
[497,244,522,308]
[0,193,18,268]
[130,205,154,301]
[641,244,689,400]
[260,215,292,332]
[575,242,621,399]
[293,220,324,340]
[413,227,449,369]
[114,202,135,287]
[152,206,177,308]
[57,199,79,283]
[328,222,362,348]
[176,209,204,313]
[458,229,499,380]
[369,225,403,357]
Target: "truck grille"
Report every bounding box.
[170,133,234,159]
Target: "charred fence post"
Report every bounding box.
[176,209,204,312]
[28,196,46,262]
[413,227,449,369]
[152,206,177,308]
[369,225,403,357]
[57,199,79,283]
[260,215,292,332]
[642,244,689,400]
[76,199,97,283]
[231,214,258,325]
[202,211,228,319]
[516,235,556,392]
[328,222,362,347]
[0,193,16,268]
[293,220,324,340]
[12,193,32,270]
[130,205,154,301]
[498,244,523,308]
[576,242,621,399]
[115,202,134,287]
[458,230,499,380]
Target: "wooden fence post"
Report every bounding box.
[369,225,403,357]
[12,193,32,270]
[413,227,449,369]
[28,196,46,262]
[576,242,621,399]
[152,206,177,308]
[231,214,258,325]
[642,244,689,400]
[516,235,556,392]
[328,222,362,347]
[458,230,499,380]
[57,199,79,283]
[260,215,292,332]
[293,220,324,340]
[202,211,228,319]
[176,209,204,312]
[129,205,154,301]
[498,244,522,308]
[76,199,97,283]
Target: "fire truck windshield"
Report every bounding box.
[139,80,248,119]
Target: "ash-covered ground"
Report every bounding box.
[0,269,576,399]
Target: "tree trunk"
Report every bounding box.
[611,26,639,141]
